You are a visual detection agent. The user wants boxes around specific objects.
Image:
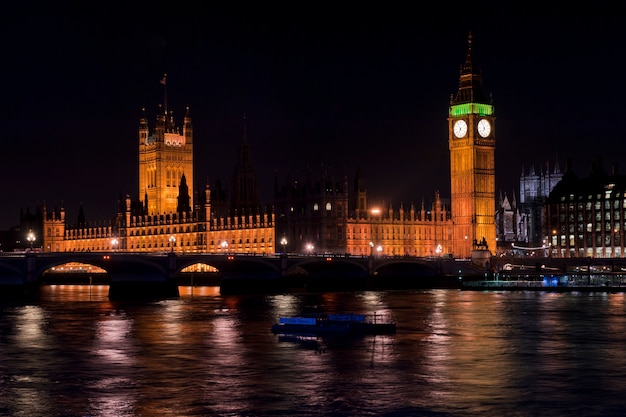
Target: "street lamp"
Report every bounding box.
[27,230,35,251]
[220,240,228,253]
[111,238,118,252]
[169,235,176,252]
[280,237,288,254]
[306,243,314,255]
[369,241,374,256]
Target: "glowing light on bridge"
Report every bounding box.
[27,230,36,250]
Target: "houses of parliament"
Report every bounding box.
[39,35,496,259]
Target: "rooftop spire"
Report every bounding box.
[242,113,248,143]
[463,31,474,74]
[160,73,168,117]
[451,32,490,105]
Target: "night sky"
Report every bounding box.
[1,3,624,230]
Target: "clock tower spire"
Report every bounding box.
[448,32,496,258]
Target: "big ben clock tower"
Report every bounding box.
[448,33,496,258]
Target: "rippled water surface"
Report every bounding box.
[1,286,626,416]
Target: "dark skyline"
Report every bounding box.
[1,4,625,231]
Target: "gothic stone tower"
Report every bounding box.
[448,33,496,257]
[138,76,193,215]
[231,114,260,214]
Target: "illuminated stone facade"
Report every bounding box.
[43,98,274,254]
[495,191,529,255]
[138,101,193,215]
[43,187,275,255]
[448,33,496,257]
[42,36,496,258]
[274,168,454,257]
[518,160,563,247]
[345,193,453,257]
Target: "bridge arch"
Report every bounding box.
[372,259,439,278]
[38,261,108,284]
[0,261,25,284]
[175,255,282,278]
[179,262,218,273]
[285,257,369,278]
[34,255,169,279]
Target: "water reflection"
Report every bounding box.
[1,286,626,416]
[43,283,110,302]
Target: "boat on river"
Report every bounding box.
[271,313,396,336]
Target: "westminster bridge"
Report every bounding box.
[5,251,619,299]
[0,252,490,299]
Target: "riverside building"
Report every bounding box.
[545,157,626,258]
[275,33,494,258]
[43,87,274,254]
[42,34,496,259]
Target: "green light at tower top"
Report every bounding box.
[449,103,494,117]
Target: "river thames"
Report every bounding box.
[1,285,626,416]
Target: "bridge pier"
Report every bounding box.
[0,254,40,300]
[23,253,41,298]
[281,253,288,276]
[1,252,491,299]
[107,252,180,300]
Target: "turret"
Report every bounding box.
[42,204,66,252]
[183,105,192,145]
[204,184,212,223]
[139,107,149,145]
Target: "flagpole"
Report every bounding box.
[161,74,167,117]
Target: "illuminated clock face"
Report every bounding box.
[453,120,467,138]
[477,119,491,137]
